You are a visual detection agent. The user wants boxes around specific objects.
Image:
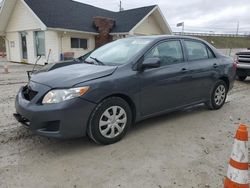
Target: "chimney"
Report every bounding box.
[93,17,115,48]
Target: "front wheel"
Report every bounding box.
[88,97,132,145]
[206,80,228,110]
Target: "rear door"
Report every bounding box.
[183,40,219,102]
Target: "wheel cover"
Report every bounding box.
[214,85,226,106]
[99,106,127,139]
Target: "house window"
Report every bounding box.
[71,38,88,49]
[35,31,45,56]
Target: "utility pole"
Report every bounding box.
[236,21,239,35]
[119,1,123,12]
[182,23,185,35]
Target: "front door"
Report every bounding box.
[139,40,191,117]
[21,32,27,59]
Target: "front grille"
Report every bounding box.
[22,85,38,101]
[238,54,250,64]
[13,113,30,127]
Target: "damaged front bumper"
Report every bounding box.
[14,82,96,139]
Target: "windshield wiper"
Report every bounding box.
[90,56,105,65]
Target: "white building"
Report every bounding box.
[0,0,172,64]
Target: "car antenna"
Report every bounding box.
[27,55,41,80]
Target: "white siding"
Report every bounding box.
[133,15,164,35]
[5,32,22,62]
[0,0,17,33]
[4,0,49,64]
[45,30,60,63]
[60,32,95,58]
[3,0,62,64]
[24,30,94,64]
[22,30,60,64]
[6,29,94,64]
[6,0,42,32]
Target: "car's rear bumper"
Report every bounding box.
[15,88,96,138]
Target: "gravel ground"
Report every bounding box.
[0,61,249,188]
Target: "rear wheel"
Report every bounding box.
[206,80,228,110]
[88,97,132,145]
[238,76,247,81]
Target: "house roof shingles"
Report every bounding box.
[24,0,156,33]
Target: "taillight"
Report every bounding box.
[233,55,238,71]
[234,55,239,64]
[233,62,237,71]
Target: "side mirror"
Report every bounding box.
[141,58,160,70]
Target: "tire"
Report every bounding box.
[238,76,247,81]
[88,97,132,145]
[206,80,228,110]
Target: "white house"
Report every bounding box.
[0,0,172,64]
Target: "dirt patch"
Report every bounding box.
[0,62,249,188]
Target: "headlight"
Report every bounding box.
[42,87,89,104]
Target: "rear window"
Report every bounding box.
[184,40,209,61]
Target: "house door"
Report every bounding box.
[21,32,27,59]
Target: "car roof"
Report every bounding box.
[126,35,225,58]
[129,35,207,42]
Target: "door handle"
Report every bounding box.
[213,63,218,68]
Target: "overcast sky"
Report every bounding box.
[1,0,249,34]
[75,0,250,34]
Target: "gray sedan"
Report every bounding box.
[14,36,236,144]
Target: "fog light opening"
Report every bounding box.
[41,121,60,132]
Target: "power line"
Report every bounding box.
[171,25,250,34]
[170,24,250,30]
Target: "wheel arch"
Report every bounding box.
[219,76,229,90]
[101,94,137,123]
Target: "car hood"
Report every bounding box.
[31,63,117,88]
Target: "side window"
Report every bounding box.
[145,40,184,66]
[184,40,209,61]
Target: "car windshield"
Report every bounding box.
[85,38,154,66]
